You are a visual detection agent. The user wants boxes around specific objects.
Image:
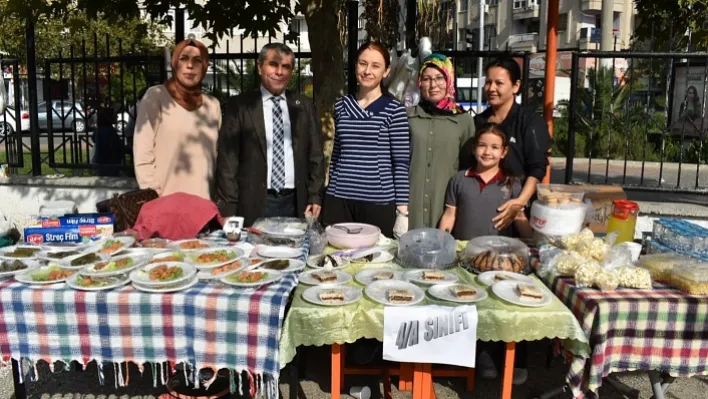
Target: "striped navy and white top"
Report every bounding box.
[327,94,410,205]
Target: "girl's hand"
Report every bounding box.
[492,199,526,230]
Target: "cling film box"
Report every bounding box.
[24,213,115,245]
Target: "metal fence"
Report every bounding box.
[562,51,708,193]
[0,58,25,169]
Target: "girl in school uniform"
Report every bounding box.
[439,123,532,240]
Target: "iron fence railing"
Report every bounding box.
[0,58,24,169]
[563,51,708,192]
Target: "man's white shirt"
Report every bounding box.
[261,85,295,190]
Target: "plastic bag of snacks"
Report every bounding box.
[594,269,620,291]
[306,216,328,255]
[575,261,603,288]
[616,266,653,289]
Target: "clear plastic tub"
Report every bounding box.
[638,253,693,282]
[536,184,585,207]
[462,236,530,274]
[397,228,456,269]
[670,262,708,295]
[652,218,708,254]
[251,217,308,248]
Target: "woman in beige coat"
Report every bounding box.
[408,54,475,229]
[133,39,222,200]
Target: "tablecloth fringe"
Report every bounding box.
[1,359,279,399]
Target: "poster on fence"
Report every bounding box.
[670,64,708,139]
[382,305,478,368]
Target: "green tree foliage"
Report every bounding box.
[633,0,708,50]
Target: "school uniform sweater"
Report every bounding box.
[327,94,410,205]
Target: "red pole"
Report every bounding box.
[542,0,560,184]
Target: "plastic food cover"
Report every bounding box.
[251,217,308,248]
[462,236,530,274]
[397,228,456,269]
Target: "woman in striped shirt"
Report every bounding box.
[321,42,411,238]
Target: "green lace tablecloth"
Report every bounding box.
[279,259,590,369]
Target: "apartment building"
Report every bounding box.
[457,0,636,52]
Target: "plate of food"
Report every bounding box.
[186,248,245,269]
[306,254,349,270]
[491,280,552,308]
[132,275,201,293]
[347,247,395,264]
[168,239,213,251]
[66,274,130,291]
[404,269,458,286]
[299,269,352,286]
[364,280,425,307]
[149,251,186,264]
[0,245,41,259]
[477,271,534,287]
[254,258,306,273]
[257,246,301,259]
[129,262,197,287]
[302,285,363,306]
[0,259,34,279]
[15,264,73,285]
[39,242,89,252]
[139,238,171,249]
[197,258,247,280]
[35,249,83,262]
[88,236,136,257]
[59,251,110,270]
[428,283,488,303]
[221,270,282,287]
[354,268,404,285]
[81,254,149,277]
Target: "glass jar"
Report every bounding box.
[606,200,639,244]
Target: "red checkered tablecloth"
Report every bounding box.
[549,276,708,398]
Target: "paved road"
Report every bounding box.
[1,340,705,398]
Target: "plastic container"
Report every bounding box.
[326,223,380,249]
[530,201,586,236]
[397,228,456,269]
[638,253,692,282]
[38,201,77,218]
[535,184,585,207]
[606,200,639,244]
[461,236,530,275]
[670,262,708,295]
[251,217,308,248]
[652,218,708,255]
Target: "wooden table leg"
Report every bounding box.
[331,344,342,399]
[382,368,392,399]
[11,359,26,399]
[399,363,413,391]
[413,363,423,399]
[465,367,475,392]
[417,364,434,399]
[501,342,516,399]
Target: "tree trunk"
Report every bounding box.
[301,0,345,165]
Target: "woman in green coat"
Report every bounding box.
[408,54,475,229]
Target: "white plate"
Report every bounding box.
[116,247,170,258]
[0,245,42,260]
[86,236,136,257]
[80,254,150,277]
[167,239,213,251]
[58,252,111,270]
[220,269,283,287]
[149,251,187,263]
[354,268,404,285]
[39,242,90,252]
[404,269,459,286]
[196,258,248,280]
[185,247,245,269]
[132,275,201,293]
[306,254,350,270]
[35,249,85,262]
[299,269,352,286]
[15,265,73,285]
[428,283,489,304]
[302,285,363,307]
[0,259,38,279]
[66,274,131,291]
[257,246,301,259]
[129,261,197,287]
[254,258,306,273]
[491,280,552,308]
[477,271,534,287]
[349,251,394,264]
[364,280,426,307]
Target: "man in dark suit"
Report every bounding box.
[215,43,325,226]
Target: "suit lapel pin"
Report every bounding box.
[295,100,300,106]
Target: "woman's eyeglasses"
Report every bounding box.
[420,76,446,86]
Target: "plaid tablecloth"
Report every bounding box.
[0,236,307,399]
[550,276,708,398]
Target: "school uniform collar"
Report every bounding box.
[465,169,505,191]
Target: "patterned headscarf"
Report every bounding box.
[417,53,465,115]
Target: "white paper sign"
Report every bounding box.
[382,305,478,368]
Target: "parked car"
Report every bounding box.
[37,100,96,133]
[0,107,30,135]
